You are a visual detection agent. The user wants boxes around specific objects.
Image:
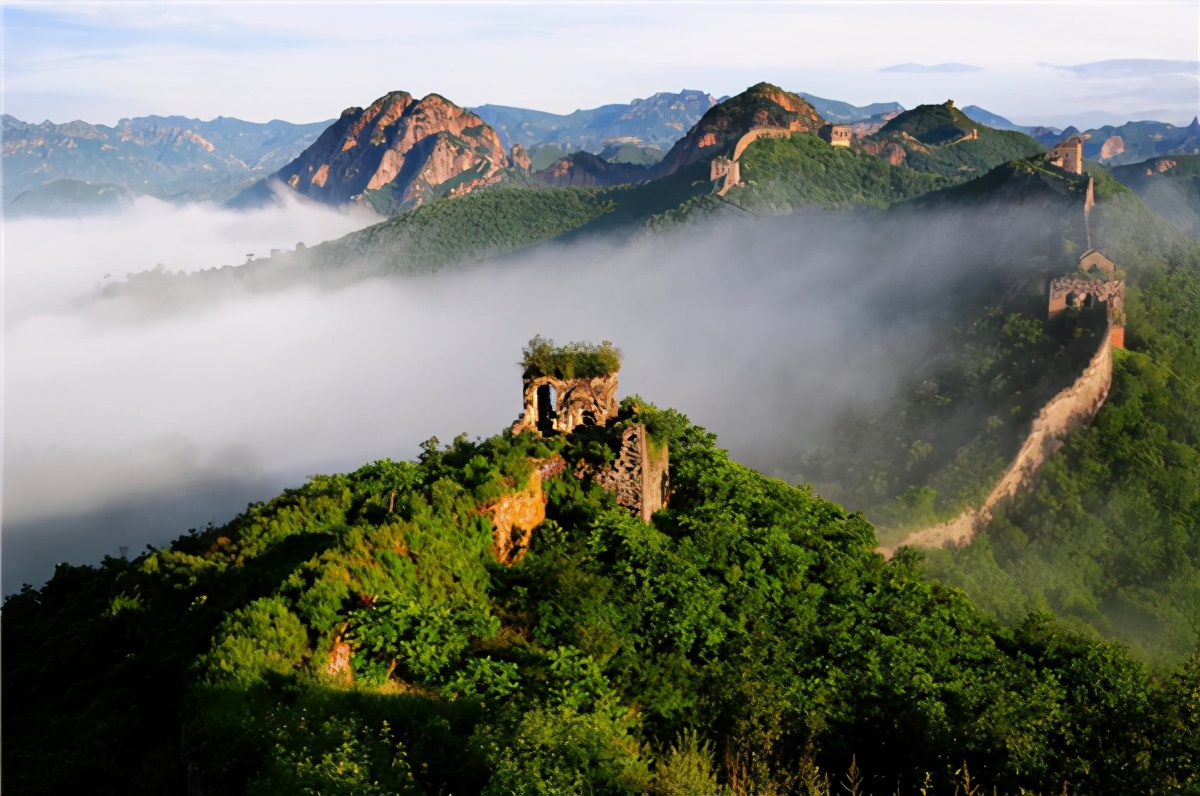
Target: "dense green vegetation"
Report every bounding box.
[732,133,951,211]
[105,185,616,301]
[868,102,1045,179]
[521,336,621,379]
[5,396,1198,795]
[877,101,987,145]
[808,304,1106,543]
[308,184,613,276]
[920,174,1200,662]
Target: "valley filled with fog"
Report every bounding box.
[5,194,1050,590]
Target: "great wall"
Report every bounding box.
[878,327,1114,557]
[879,154,1125,557]
[711,122,852,196]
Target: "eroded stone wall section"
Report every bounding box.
[481,457,567,565]
[880,330,1114,557]
[592,424,670,522]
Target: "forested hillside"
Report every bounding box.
[920,172,1200,662]
[4,397,1197,795]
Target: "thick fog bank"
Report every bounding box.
[5,199,1042,591]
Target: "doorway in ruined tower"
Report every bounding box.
[536,384,556,434]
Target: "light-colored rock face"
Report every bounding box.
[277,91,508,207]
[1099,135,1125,160]
[510,144,532,171]
[482,459,564,564]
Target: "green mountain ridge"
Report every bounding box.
[4,394,1198,795]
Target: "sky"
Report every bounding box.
[2,1,1198,128]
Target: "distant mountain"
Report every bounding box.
[473,90,718,153]
[5,178,134,218]
[1,114,331,206]
[1034,118,1200,166]
[534,82,826,188]
[961,105,1061,137]
[237,91,511,214]
[1110,154,1200,239]
[796,93,905,123]
[861,100,1045,176]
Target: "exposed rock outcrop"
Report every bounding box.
[510,143,532,171]
[1098,135,1126,161]
[482,459,564,564]
[272,91,508,207]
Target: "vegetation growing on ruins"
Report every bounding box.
[520,335,622,379]
[5,396,1199,795]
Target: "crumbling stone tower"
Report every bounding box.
[818,123,852,147]
[511,337,621,436]
[512,337,668,521]
[1048,136,1084,174]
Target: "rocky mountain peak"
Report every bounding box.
[270,89,508,209]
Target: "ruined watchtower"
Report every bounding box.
[512,336,621,436]
[511,337,669,522]
[818,123,852,147]
[1047,136,1084,174]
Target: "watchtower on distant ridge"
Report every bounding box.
[1048,137,1084,174]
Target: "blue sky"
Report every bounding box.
[3,2,1198,127]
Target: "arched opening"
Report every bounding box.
[536,384,556,434]
[582,410,597,427]
[1066,291,1081,308]
[1083,293,1097,309]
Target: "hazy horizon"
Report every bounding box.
[3,3,1197,129]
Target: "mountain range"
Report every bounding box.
[9,70,1200,796]
[1,114,331,206]
[8,90,1199,219]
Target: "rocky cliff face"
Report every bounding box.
[274,91,509,207]
[1098,135,1126,161]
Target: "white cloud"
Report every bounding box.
[3,3,1196,125]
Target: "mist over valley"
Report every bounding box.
[5,10,1200,791]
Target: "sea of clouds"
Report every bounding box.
[5,192,1039,591]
